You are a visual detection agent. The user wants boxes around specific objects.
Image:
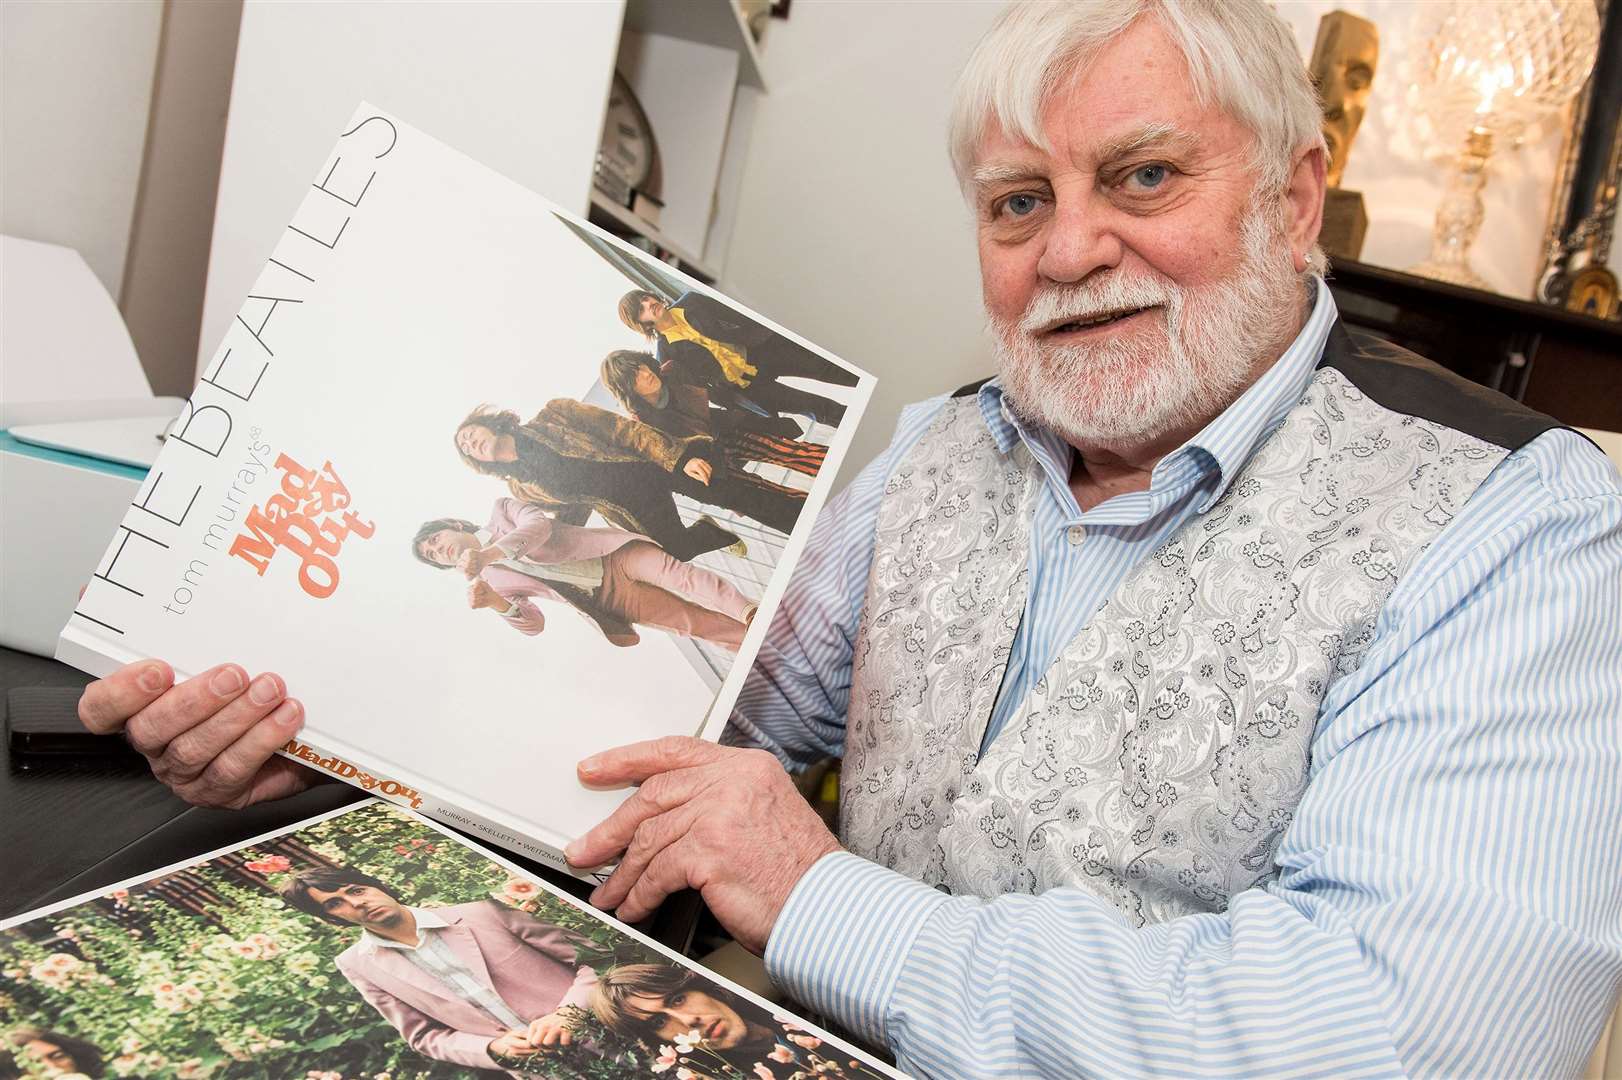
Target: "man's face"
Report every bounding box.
[455,423,498,462]
[306,882,408,930]
[638,296,667,332]
[417,527,479,568]
[632,365,664,401]
[626,988,749,1049]
[970,18,1312,451]
[22,1039,77,1077]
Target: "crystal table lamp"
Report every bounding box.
[1406,0,1600,289]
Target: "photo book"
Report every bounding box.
[0,798,901,1079]
[57,104,874,876]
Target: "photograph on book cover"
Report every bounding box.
[0,800,900,1080]
[56,104,874,872]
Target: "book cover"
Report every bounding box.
[0,799,901,1079]
[57,104,873,876]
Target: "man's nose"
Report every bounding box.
[1036,193,1122,284]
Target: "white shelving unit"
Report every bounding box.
[590,0,770,287]
[622,0,768,90]
[589,189,719,281]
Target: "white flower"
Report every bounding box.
[651,1045,679,1073]
[502,878,540,901]
[673,1029,703,1052]
[231,940,266,960]
[34,952,81,976]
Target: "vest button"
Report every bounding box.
[1066,525,1086,546]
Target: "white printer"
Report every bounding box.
[1,235,184,656]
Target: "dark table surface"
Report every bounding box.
[1,646,701,952]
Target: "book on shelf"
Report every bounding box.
[57,103,873,881]
[0,798,900,1079]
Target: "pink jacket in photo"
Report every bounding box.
[334,898,599,1074]
[481,496,647,642]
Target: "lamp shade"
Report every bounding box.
[1408,0,1600,148]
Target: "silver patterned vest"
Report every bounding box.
[840,326,1558,927]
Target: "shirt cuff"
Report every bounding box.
[764,851,949,1046]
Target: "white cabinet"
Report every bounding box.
[592,0,770,285]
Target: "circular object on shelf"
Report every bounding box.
[595,70,662,207]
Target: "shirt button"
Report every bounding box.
[1066,525,1086,546]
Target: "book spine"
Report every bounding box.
[274,735,608,885]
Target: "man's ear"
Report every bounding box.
[1284,144,1327,272]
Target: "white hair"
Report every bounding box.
[949,0,1326,205]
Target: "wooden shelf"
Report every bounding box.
[1326,257,1622,430]
[623,0,767,90]
[588,189,719,282]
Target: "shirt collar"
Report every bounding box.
[359,906,449,951]
[976,277,1338,515]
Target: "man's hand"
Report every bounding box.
[468,579,508,611]
[456,545,502,580]
[682,458,713,485]
[78,660,318,808]
[488,1030,538,1059]
[565,737,842,954]
[525,1010,575,1048]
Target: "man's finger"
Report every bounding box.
[576,735,727,788]
[78,660,174,734]
[567,768,711,868]
[190,697,305,805]
[156,673,287,785]
[614,840,697,924]
[589,802,698,910]
[124,663,253,757]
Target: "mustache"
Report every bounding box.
[1015,275,1177,334]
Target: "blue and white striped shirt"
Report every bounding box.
[727,282,1622,1077]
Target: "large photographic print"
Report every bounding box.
[0,802,897,1080]
[58,106,873,868]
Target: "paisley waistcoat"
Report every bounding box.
[839,325,1560,926]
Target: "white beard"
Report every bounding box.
[990,204,1305,450]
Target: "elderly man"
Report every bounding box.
[77,2,1621,1077]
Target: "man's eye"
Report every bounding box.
[1128,164,1169,190]
[1000,193,1040,217]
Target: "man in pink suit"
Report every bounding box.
[279,865,598,1075]
[411,496,756,650]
